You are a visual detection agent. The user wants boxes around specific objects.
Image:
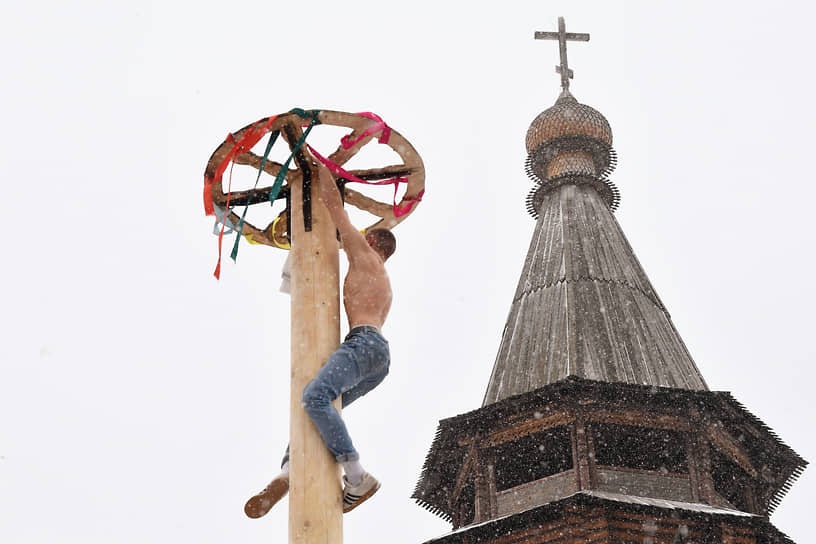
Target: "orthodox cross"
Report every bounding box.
[534,17,590,91]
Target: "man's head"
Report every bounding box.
[365,228,396,261]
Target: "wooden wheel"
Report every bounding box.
[203,109,425,249]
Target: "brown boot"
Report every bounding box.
[244,474,289,518]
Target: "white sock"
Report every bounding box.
[280,461,290,479]
[342,460,364,486]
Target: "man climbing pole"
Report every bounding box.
[245,163,397,519]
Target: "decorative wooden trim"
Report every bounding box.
[480,410,572,447]
[451,438,478,508]
[585,417,598,485]
[593,465,690,479]
[685,431,701,503]
[697,435,727,507]
[585,409,691,432]
[574,418,592,490]
[707,424,759,479]
[473,471,489,523]
[485,450,498,519]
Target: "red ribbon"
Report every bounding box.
[213,161,236,279]
[203,115,278,216]
[205,115,278,279]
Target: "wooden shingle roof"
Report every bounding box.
[483,183,708,405]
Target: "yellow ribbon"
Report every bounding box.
[270,215,291,250]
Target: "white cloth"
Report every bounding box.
[280,254,291,295]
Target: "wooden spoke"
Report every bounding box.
[282,121,317,176]
[211,184,290,208]
[233,151,287,177]
[224,209,264,241]
[343,188,393,218]
[325,129,379,169]
[280,119,305,156]
[343,165,416,181]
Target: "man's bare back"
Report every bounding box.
[317,165,393,328]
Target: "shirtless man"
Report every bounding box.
[245,164,396,518]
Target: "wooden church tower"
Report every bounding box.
[413,18,806,544]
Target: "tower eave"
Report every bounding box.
[413,377,806,522]
[420,493,797,544]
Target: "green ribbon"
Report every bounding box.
[230,129,279,261]
[267,109,321,207]
[230,109,321,261]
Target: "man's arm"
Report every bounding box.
[316,165,369,255]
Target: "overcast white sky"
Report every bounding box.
[2,1,814,543]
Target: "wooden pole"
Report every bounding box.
[288,173,343,543]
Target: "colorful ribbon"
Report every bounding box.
[209,117,278,279]
[213,161,236,279]
[230,110,319,262]
[206,109,422,279]
[270,215,291,250]
[228,125,280,262]
[206,110,321,277]
[340,111,391,149]
[212,205,236,235]
[306,144,422,218]
[394,188,425,217]
[203,115,279,216]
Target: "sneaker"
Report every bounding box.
[244,474,289,518]
[342,472,381,513]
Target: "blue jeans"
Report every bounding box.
[297,327,390,463]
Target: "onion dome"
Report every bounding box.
[525,90,612,151]
[524,90,619,216]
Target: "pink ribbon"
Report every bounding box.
[394,188,424,217]
[307,144,422,219]
[340,112,392,149]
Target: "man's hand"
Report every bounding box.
[317,164,343,213]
